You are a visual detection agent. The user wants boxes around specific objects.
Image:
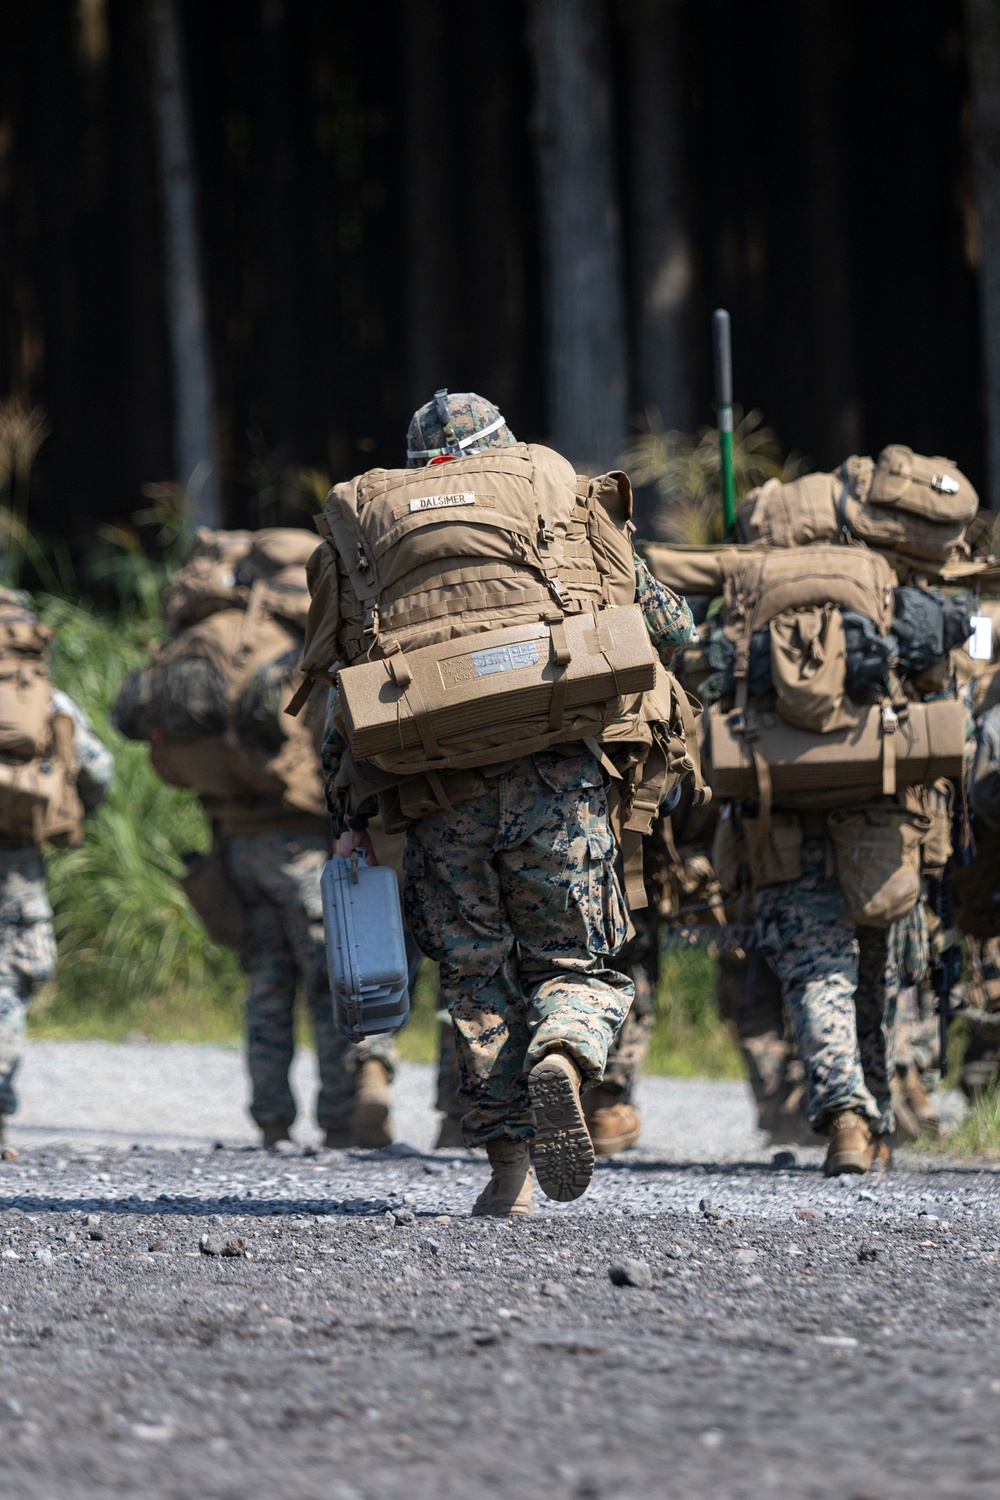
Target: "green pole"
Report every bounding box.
[712,308,736,537]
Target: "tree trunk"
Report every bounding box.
[626,0,693,434]
[791,0,860,467]
[146,0,220,528]
[404,0,460,410]
[966,0,1000,510]
[527,0,628,470]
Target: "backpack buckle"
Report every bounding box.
[881,703,898,733]
[931,472,960,495]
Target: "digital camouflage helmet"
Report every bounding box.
[406,389,516,467]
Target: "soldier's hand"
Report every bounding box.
[338,828,379,866]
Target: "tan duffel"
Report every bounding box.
[336,604,656,771]
[707,697,965,805]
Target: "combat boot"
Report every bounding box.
[902,1064,940,1139]
[890,1073,921,1142]
[261,1123,293,1149]
[528,1048,595,1201]
[351,1059,393,1148]
[471,1139,534,1216]
[822,1111,880,1176]
[434,1115,465,1150]
[583,1085,642,1156]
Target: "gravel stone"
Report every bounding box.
[608,1258,653,1289]
[198,1233,246,1258]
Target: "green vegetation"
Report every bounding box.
[621,406,803,544]
[648,948,743,1078]
[932,1086,1000,1159]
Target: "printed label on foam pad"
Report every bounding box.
[470,641,540,676]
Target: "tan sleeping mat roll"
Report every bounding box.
[638,542,768,597]
[707,697,965,803]
[337,604,655,762]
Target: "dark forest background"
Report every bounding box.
[3,0,1000,556]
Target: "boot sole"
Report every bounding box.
[822,1150,871,1177]
[529,1063,595,1202]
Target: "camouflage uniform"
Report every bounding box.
[224,827,396,1135]
[0,693,113,1120]
[601,863,660,1100]
[755,837,900,1135]
[323,393,694,1147]
[403,747,634,1143]
[400,560,692,1145]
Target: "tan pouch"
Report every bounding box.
[711,806,742,895]
[768,605,852,733]
[827,804,931,927]
[740,810,803,887]
[180,841,246,950]
[0,668,51,762]
[711,806,801,891]
[920,779,954,871]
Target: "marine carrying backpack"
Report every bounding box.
[737,445,979,575]
[294,444,704,906]
[0,590,83,846]
[113,528,326,818]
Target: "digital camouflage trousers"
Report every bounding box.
[405,750,634,1145]
[0,848,56,1118]
[754,838,899,1135]
[225,830,396,1133]
[434,846,658,1118]
[0,852,55,1122]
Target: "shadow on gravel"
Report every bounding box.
[595,1157,818,1175]
[0,1195,409,1218]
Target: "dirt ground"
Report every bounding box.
[2,1136,999,1500]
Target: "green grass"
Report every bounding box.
[648,948,743,1078]
[30,596,244,1040]
[932,1087,1000,1159]
[25,597,741,1078]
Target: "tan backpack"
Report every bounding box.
[707,545,964,911]
[737,446,978,571]
[115,531,325,819]
[295,445,702,906]
[0,591,83,846]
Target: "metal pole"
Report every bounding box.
[712,308,736,537]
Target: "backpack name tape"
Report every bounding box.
[408,491,477,513]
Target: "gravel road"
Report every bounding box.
[1,1044,996,1499]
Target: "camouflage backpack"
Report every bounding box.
[113,529,326,818]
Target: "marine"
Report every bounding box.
[0,591,114,1151]
[313,391,695,1213]
[112,530,399,1151]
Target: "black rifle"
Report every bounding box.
[926,865,962,1079]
